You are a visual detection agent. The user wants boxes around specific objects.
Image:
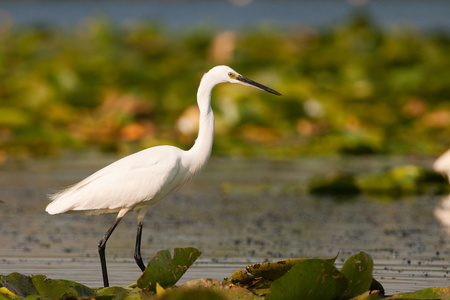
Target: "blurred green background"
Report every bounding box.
[0,7,449,160]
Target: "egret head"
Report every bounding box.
[205,65,281,96]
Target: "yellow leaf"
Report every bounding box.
[0,287,19,299]
[156,282,165,296]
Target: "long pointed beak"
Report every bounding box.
[237,75,282,96]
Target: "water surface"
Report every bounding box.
[0,154,449,294]
[1,0,450,30]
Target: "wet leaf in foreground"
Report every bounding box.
[137,247,202,291]
[0,272,37,298]
[265,259,347,300]
[246,256,338,281]
[156,287,227,300]
[351,290,383,300]
[31,275,96,299]
[386,286,450,299]
[183,278,260,300]
[94,286,134,298]
[369,278,385,296]
[241,254,339,281]
[340,251,375,298]
[228,255,339,296]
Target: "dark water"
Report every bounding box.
[0,154,449,294]
[1,0,450,30]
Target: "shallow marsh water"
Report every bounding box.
[0,154,449,294]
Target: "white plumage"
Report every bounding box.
[47,146,187,215]
[434,149,450,180]
[45,65,281,287]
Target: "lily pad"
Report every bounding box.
[245,255,338,281]
[183,278,260,300]
[0,272,37,298]
[94,286,134,298]
[340,251,375,298]
[352,290,384,300]
[386,286,450,299]
[32,275,95,299]
[137,247,202,291]
[370,278,385,296]
[227,269,254,284]
[228,255,339,296]
[156,287,228,300]
[308,173,361,196]
[265,259,347,300]
[358,165,449,196]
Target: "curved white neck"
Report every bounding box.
[186,76,216,173]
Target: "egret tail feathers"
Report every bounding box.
[46,190,76,215]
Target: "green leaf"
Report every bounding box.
[386,287,450,299]
[228,255,340,296]
[22,296,41,300]
[266,259,347,300]
[245,255,339,281]
[351,290,383,300]
[369,278,385,296]
[137,247,202,291]
[31,275,95,298]
[94,286,133,298]
[183,278,261,300]
[156,287,228,300]
[228,269,254,284]
[0,273,37,298]
[0,287,20,300]
[308,174,361,196]
[340,251,375,298]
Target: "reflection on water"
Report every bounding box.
[0,154,449,294]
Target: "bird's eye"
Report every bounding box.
[228,72,238,79]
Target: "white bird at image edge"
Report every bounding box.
[434,149,450,181]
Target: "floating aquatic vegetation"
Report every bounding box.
[0,15,449,158]
[1,248,449,299]
[307,165,449,198]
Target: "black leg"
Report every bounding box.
[134,222,146,272]
[98,216,123,287]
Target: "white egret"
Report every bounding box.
[434,149,450,182]
[46,65,281,287]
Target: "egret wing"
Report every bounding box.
[46,146,184,215]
